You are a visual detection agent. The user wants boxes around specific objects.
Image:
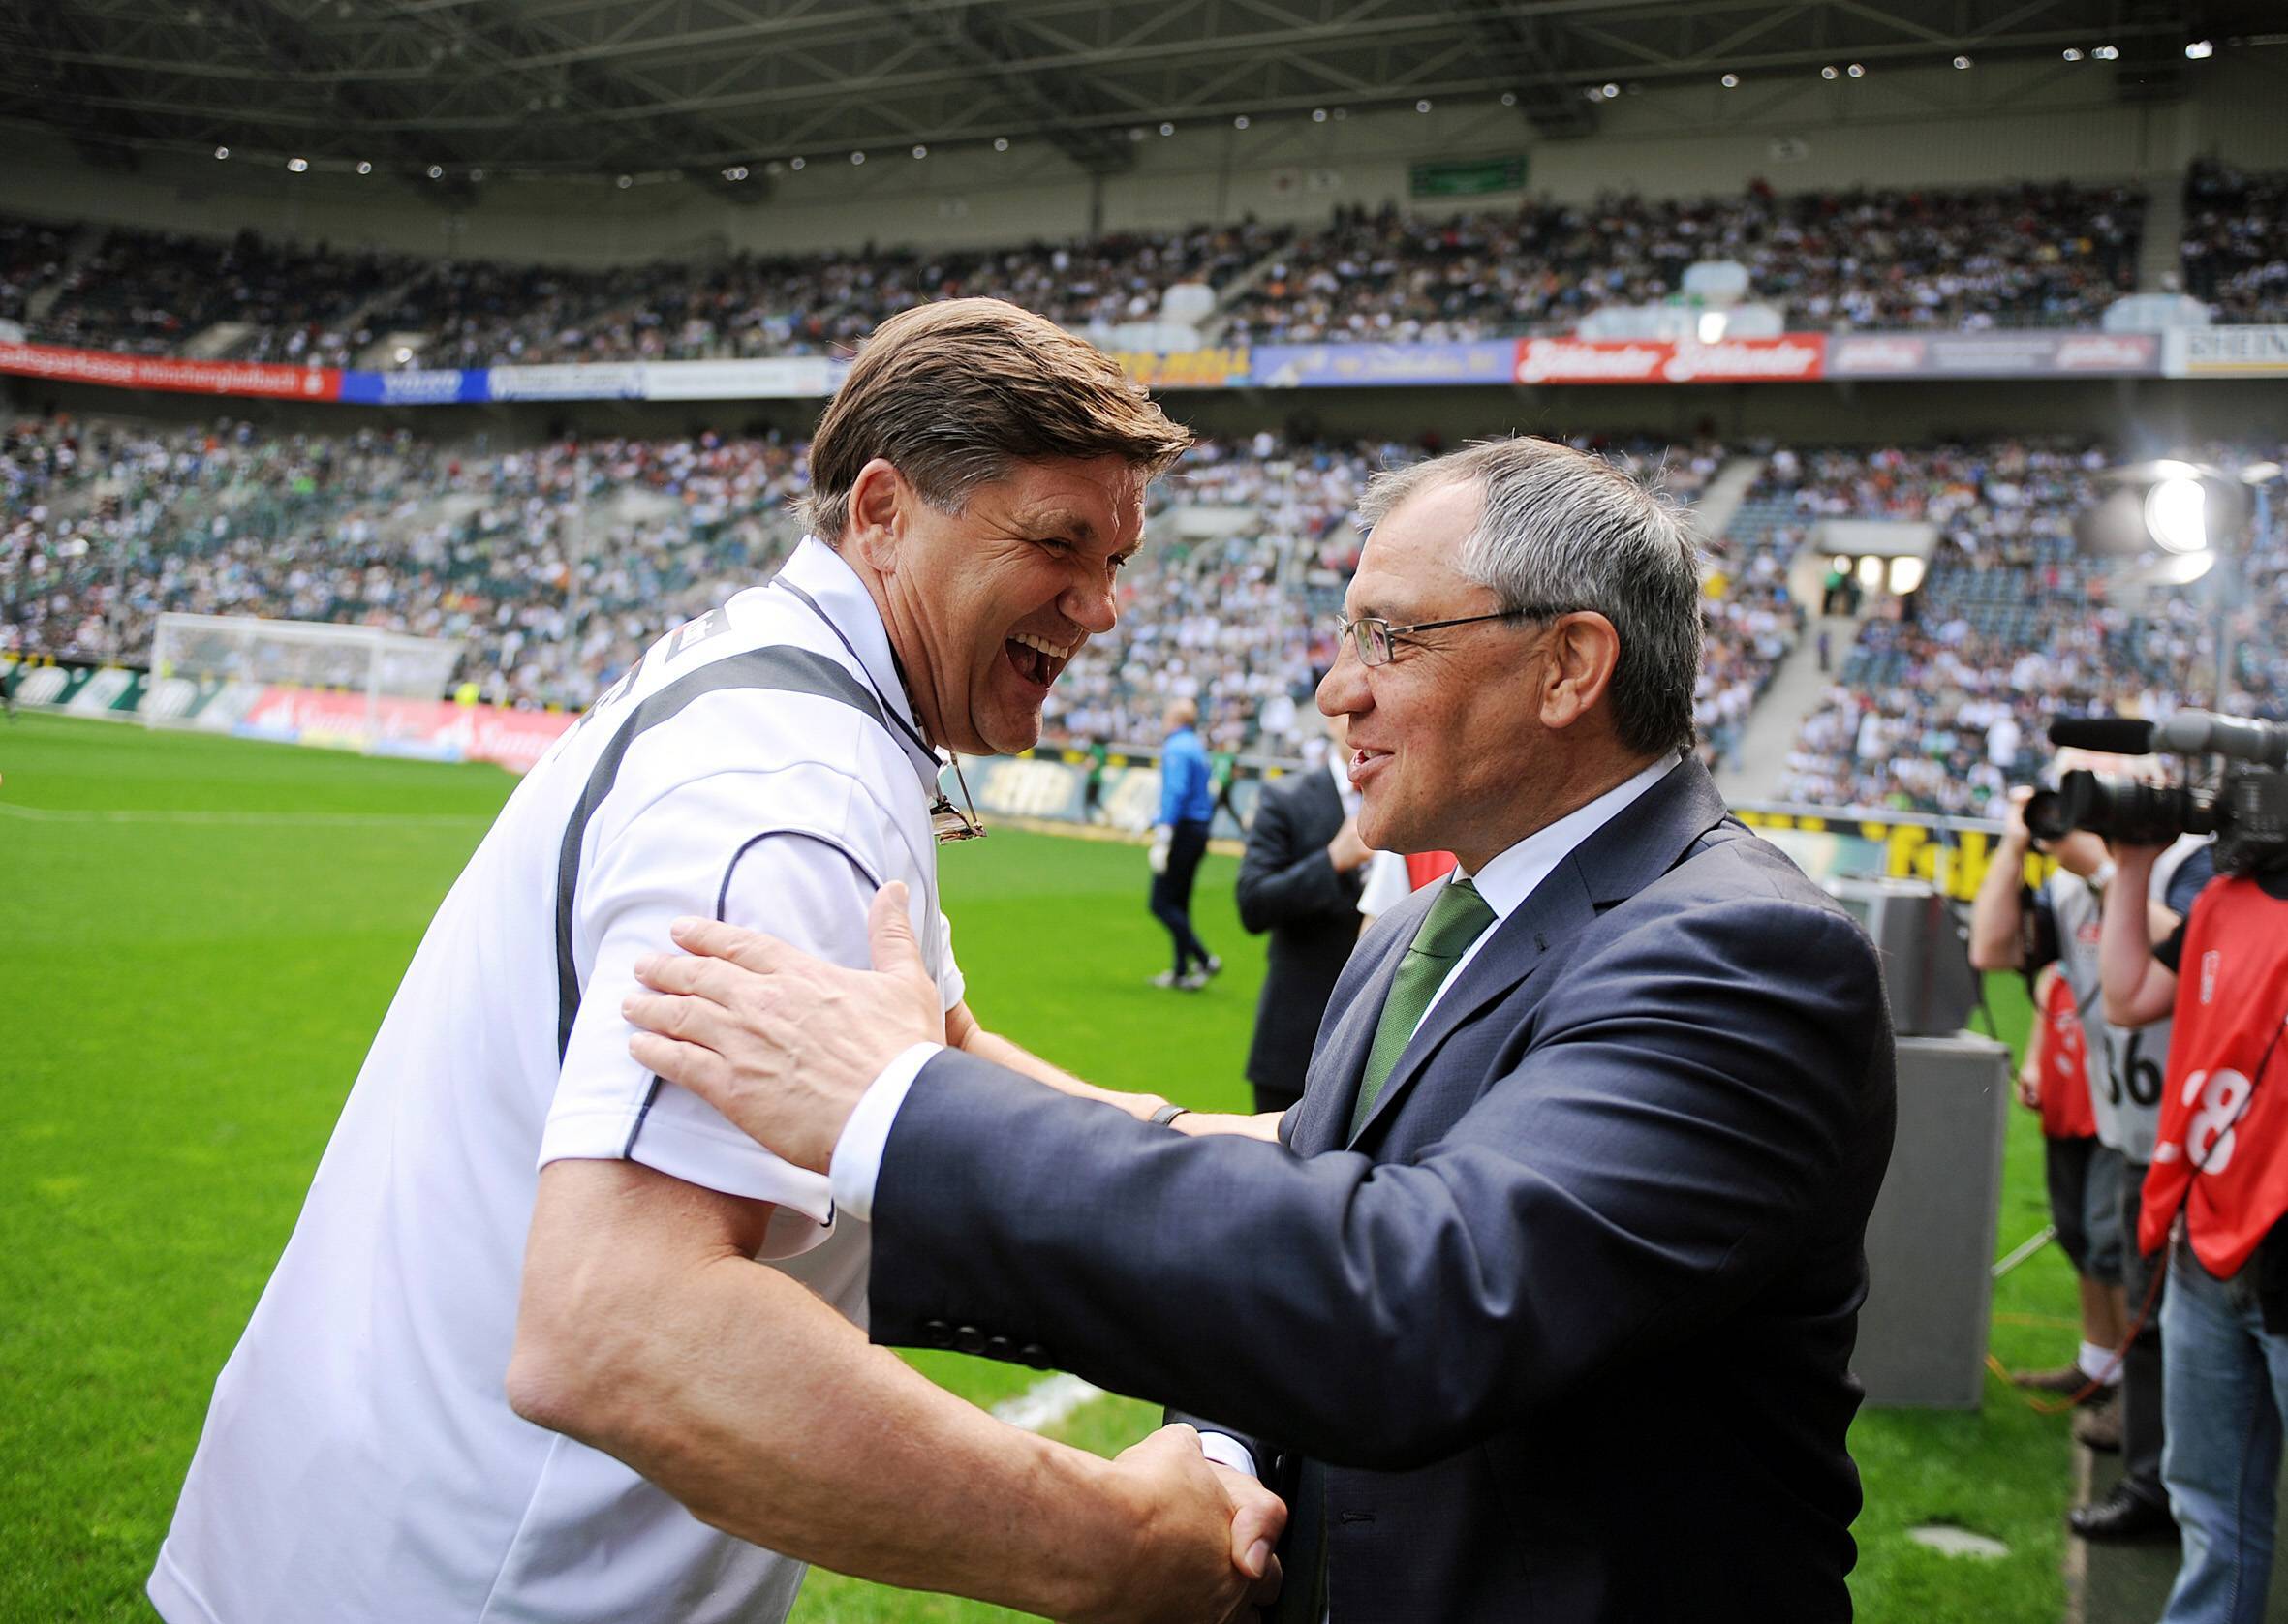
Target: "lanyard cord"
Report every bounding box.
[770,576,939,763]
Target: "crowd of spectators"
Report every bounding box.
[0,172,2170,370]
[2181,159,2288,322]
[12,414,2281,796]
[1773,440,2288,816]
[32,225,422,360]
[1,214,70,330]
[2,416,1759,761]
[1224,181,2144,343]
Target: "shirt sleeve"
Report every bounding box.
[2164,846,2217,918]
[1358,849,1411,918]
[2154,916,2189,974]
[541,765,953,1228]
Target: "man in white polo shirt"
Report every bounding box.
[150,300,1283,1624]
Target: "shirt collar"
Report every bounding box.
[1462,757,1674,922]
[779,536,941,786]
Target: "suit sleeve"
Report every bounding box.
[868,895,1886,1471]
[1235,783,1349,934]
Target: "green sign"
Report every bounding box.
[1408,154,1529,198]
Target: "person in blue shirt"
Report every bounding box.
[1149,698,1221,989]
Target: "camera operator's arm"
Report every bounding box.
[2101,844,2176,1028]
[1969,788,2037,971]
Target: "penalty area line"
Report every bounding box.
[0,802,491,828]
[991,1373,1109,1434]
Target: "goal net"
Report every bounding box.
[147,613,465,752]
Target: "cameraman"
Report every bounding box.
[2103,836,2288,1624]
[1971,776,2212,1540]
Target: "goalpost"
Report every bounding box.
[147,613,465,752]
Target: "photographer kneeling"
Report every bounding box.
[2103,832,2288,1624]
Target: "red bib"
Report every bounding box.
[2139,878,2288,1274]
[2038,972,2099,1141]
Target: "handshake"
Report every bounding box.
[1085,1424,1285,1624]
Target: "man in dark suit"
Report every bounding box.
[1237,721,1371,1114]
[627,436,1899,1621]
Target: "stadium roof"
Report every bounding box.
[3,0,2274,202]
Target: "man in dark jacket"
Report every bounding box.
[1237,722,1371,1113]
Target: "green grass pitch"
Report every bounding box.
[2,713,2079,1622]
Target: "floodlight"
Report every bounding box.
[2185,39,2214,59]
[2062,47,2085,61]
[1820,65,1839,79]
[1953,55,1972,69]
[1856,557,1885,590]
[2145,478,2209,555]
[1720,74,1740,88]
[287,157,308,173]
[1889,557,1926,596]
[993,138,1009,151]
[912,144,927,158]
[215,146,230,160]
[356,161,373,175]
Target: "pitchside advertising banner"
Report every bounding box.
[4,654,572,773]
[7,326,2252,404]
[2161,324,2288,377]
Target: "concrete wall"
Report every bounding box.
[3,55,2284,268]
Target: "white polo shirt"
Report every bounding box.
[151,538,964,1624]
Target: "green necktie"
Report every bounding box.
[1348,876,1498,1138]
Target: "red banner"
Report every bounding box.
[237,688,574,774]
[0,340,343,401]
[1513,334,1827,385]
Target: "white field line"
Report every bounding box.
[991,1373,1110,1434]
[0,802,488,828]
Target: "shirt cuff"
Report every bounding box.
[1197,1432,1260,1480]
[827,1041,943,1223]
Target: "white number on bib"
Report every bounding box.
[2180,1068,2252,1176]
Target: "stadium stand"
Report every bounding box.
[1,418,1735,754]
[35,227,424,361]
[1,174,2155,367]
[1772,440,2288,814]
[0,213,71,329]
[1225,182,2145,343]
[2181,159,2288,322]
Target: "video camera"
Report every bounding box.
[2025,711,2288,875]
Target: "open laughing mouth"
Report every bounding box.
[1004,630,1075,693]
[1349,745,1393,788]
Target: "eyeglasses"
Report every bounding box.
[930,752,987,843]
[1332,604,1570,668]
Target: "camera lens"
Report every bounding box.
[2023,790,2071,843]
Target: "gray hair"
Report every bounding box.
[1356,438,1704,758]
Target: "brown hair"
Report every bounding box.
[800,298,1193,542]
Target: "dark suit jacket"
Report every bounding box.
[1237,765,1365,1110]
[868,757,1897,1622]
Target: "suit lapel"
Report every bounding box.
[1287,891,1422,1154]
[1341,757,1734,1149]
[1345,858,1592,1147]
